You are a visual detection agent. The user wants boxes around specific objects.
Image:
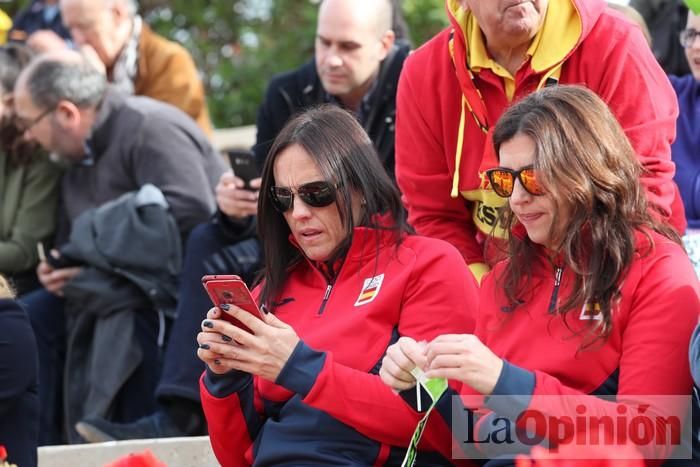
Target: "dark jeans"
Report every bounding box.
[156,221,262,403]
[20,288,161,445]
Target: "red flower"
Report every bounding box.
[104,450,167,467]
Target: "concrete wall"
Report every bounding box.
[38,436,219,467]
[212,125,256,152]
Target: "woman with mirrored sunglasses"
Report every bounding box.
[380,86,699,461]
[196,104,479,466]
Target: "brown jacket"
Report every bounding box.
[135,24,212,136]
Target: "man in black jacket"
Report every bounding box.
[75,0,410,442]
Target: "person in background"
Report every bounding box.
[74,0,411,442]
[670,9,700,250]
[8,0,71,50]
[14,51,224,445]
[46,0,212,135]
[197,105,478,466]
[381,85,699,461]
[0,9,11,44]
[631,0,690,75]
[0,274,39,467]
[395,0,685,285]
[0,43,61,296]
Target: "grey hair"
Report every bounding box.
[25,59,107,110]
[105,0,138,16]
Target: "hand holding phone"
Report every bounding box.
[202,275,263,333]
[216,170,260,219]
[227,150,259,191]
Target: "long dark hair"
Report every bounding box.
[257,104,411,307]
[492,85,680,340]
[0,43,38,166]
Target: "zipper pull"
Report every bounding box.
[318,284,333,315]
[548,266,563,314]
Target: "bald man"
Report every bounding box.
[252,0,407,179]
[59,0,212,135]
[74,0,411,444]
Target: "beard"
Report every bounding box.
[0,113,38,166]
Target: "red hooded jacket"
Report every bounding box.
[396,0,684,279]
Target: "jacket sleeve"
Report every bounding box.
[137,29,212,136]
[274,245,479,459]
[480,246,699,459]
[395,57,486,269]
[584,15,681,230]
[200,369,264,467]
[131,118,221,235]
[0,156,61,273]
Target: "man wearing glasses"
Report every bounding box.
[13,50,225,445]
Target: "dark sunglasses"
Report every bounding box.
[269,180,337,212]
[485,165,544,198]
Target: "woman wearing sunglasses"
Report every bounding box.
[379,85,699,460]
[196,105,478,466]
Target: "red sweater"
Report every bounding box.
[200,227,478,466]
[396,0,682,271]
[460,229,698,461]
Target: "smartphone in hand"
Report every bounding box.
[37,242,81,269]
[227,149,259,191]
[202,274,263,332]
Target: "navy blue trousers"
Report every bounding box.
[19,289,161,445]
[156,222,262,403]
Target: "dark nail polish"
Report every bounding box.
[203,320,214,328]
[222,335,232,342]
[261,304,269,314]
[220,304,230,311]
[214,359,221,365]
[199,343,210,350]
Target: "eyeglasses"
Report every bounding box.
[15,107,55,133]
[680,28,700,48]
[485,165,544,198]
[269,181,338,212]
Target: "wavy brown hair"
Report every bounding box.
[0,43,38,167]
[492,85,680,340]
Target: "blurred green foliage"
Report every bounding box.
[5,0,447,128]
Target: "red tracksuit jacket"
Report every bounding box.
[201,226,479,466]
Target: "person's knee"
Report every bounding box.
[184,222,223,258]
[18,288,65,344]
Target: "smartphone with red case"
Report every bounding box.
[201,274,263,332]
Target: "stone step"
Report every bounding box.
[38,436,218,467]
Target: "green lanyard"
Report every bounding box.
[401,368,448,467]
